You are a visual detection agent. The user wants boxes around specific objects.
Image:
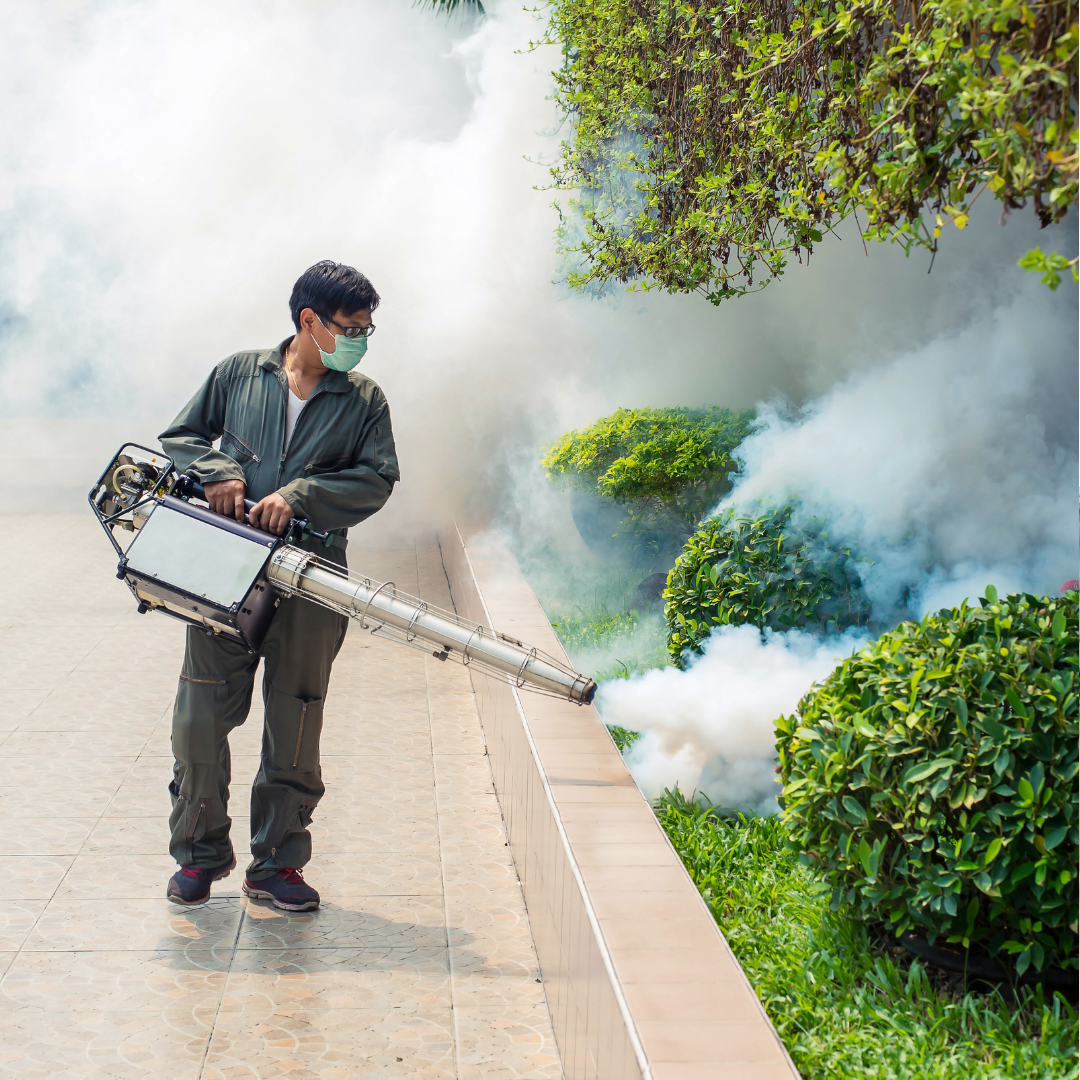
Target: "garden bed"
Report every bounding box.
[524,550,1080,1080]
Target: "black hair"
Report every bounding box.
[289,261,380,330]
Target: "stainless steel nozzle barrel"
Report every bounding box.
[269,547,597,705]
[90,444,597,706]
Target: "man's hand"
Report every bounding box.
[204,479,246,520]
[249,492,295,536]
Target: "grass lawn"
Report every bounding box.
[655,792,1079,1080]
[527,554,669,680]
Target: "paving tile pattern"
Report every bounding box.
[0,515,560,1079]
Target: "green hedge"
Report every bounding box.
[777,587,1080,976]
[665,506,872,664]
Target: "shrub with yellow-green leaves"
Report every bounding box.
[665,506,873,664]
[548,0,1078,301]
[542,406,755,562]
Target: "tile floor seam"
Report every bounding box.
[198,900,247,1080]
[426,646,463,1080]
[16,681,60,724]
[22,763,141,924]
[4,678,159,978]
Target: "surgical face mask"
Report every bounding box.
[314,316,368,372]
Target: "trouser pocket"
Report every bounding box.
[261,685,324,778]
[172,671,230,766]
[247,685,326,878]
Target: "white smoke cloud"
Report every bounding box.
[1,0,1074,532]
[600,624,869,811]
[724,286,1079,614]
[599,286,1077,811]
[2,1,1075,802]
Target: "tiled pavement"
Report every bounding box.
[0,515,560,1079]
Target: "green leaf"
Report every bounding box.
[1016,947,1032,976]
[1005,687,1029,719]
[1018,247,1077,291]
[1029,761,1045,796]
[902,758,953,785]
[1044,825,1068,851]
[858,837,873,876]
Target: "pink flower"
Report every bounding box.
[1060,579,1079,593]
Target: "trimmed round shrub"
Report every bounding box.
[664,505,872,664]
[542,406,756,563]
[776,587,1080,976]
[542,406,755,510]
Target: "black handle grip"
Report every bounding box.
[186,478,258,514]
[174,474,334,547]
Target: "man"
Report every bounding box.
[159,261,399,911]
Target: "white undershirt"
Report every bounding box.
[284,387,307,453]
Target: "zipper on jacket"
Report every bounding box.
[277,369,289,478]
[292,701,309,769]
[180,674,227,686]
[223,427,261,463]
[284,386,320,464]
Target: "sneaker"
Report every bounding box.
[242,868,320,911]
[166,852,236,906]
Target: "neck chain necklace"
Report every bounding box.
[284,343,306,401]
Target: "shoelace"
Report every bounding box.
[281,868,306,884]
[180,866,207,879]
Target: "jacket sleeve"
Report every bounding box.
[158,361,247,484]
[277,392,400,533]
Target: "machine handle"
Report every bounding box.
[174,474,336,548]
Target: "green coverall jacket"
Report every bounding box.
[159,337,399,543]
[158,338,399,878]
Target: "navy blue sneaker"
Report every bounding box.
[166,852,236,905]
[243,868,320,911]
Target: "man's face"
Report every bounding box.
[306,307,372,353]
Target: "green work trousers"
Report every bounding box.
[168,593,348,880]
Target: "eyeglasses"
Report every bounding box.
[322,315,376,340]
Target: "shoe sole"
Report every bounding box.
[166,855,237,906]
[241,881,320,911]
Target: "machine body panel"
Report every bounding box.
[125,497,277,606]
[121,495,279,650]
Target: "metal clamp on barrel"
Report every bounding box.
[268,547,315,595]
[405,601,428,642]
[356,581,396,630]
[515,647,537,688]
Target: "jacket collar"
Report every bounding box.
[258,337,352,394]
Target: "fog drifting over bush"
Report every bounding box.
[2,1,1075,809]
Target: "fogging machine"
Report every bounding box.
[89,444,596,705]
